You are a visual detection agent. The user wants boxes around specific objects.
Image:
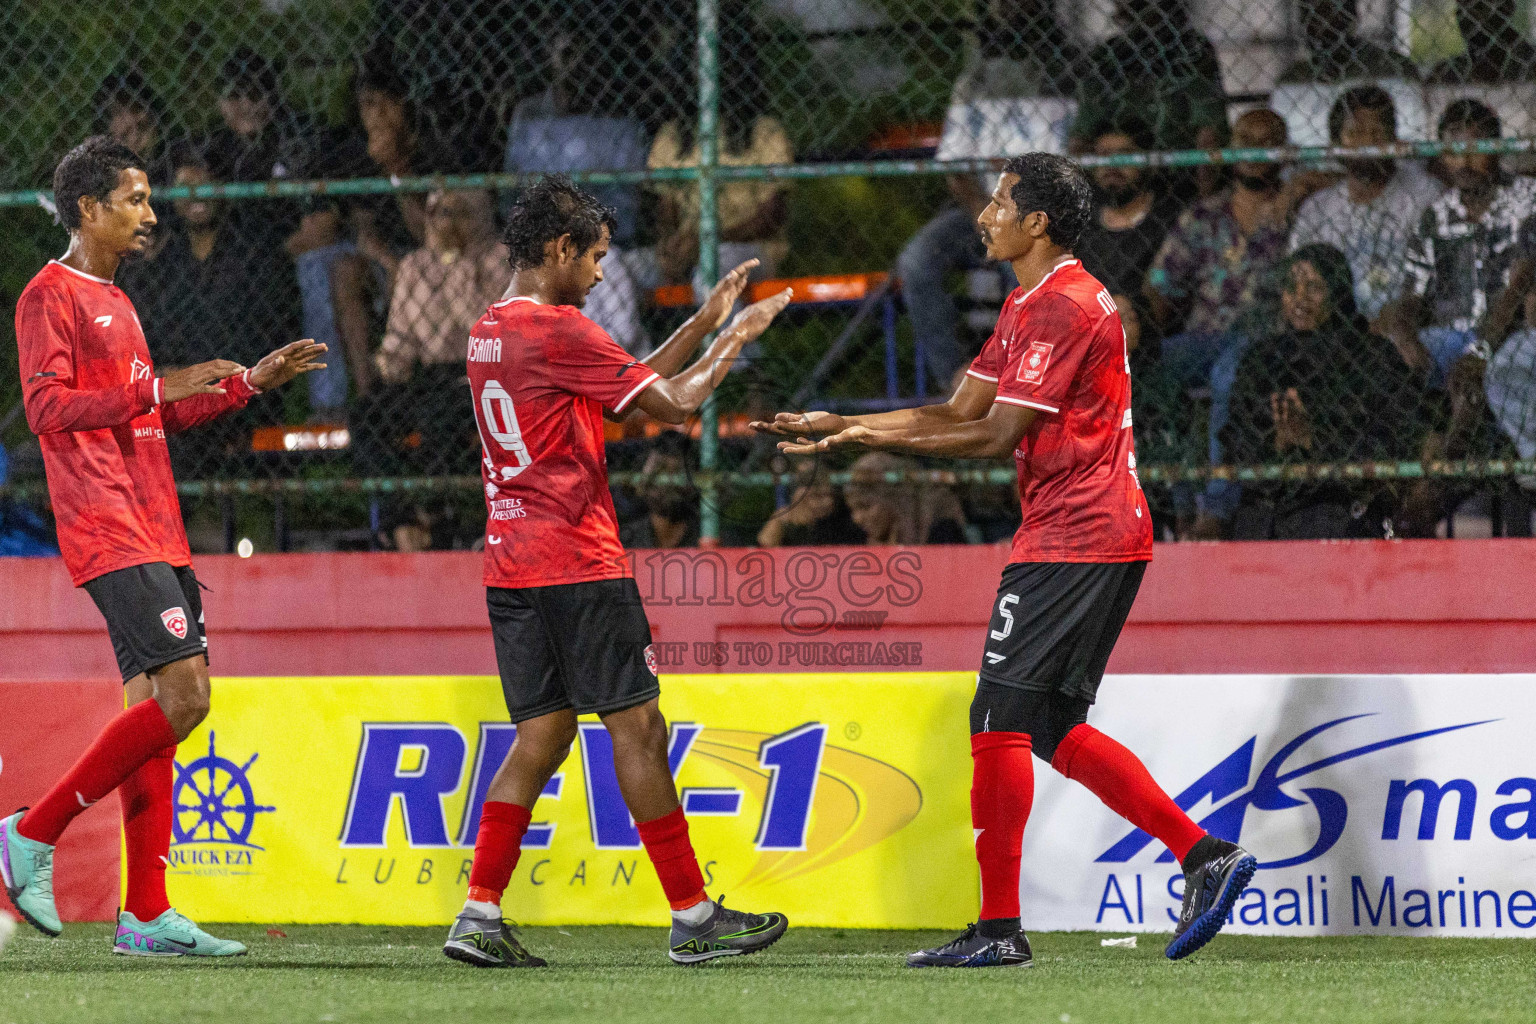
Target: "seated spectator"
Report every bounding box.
[897,0,1078,390]
[1379,100,1536,383]
[1289,87,1444,323]
[1069,0,1225,155]
[621,432,700,549]
[757,478,864,547]
[1218,245,1438,539]
[360,188,507,476]
[505,25,648,352]
[93,67,174,185]
[649,8,791,301]
[1073,115,1184,358]
[207,48,311,222]
[118,149,300,475]
[1146,109,1295,529]
[844,453,970,544]
[375,188,508,384]
[1428,0,1536,84]
[1280,0,1421,84]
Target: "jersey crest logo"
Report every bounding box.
[1017,342,1053,386]
[129,354,151,382]
[160,607,189,640]
[94,315,113,327]
[644,644,658,676]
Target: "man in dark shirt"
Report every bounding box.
[1073,117,1183,358]
[119,152,299,475]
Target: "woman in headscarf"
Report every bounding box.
[1220,243,1440,538]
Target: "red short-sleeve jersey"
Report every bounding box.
[16,260,254,586]
[468,296,661,589]
[966,259,1152,563]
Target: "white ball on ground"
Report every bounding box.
[0,911,16,956]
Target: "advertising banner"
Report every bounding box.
[1023,675,1536,938]
[166,674,977,927]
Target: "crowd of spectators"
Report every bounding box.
[41,0,1536,550]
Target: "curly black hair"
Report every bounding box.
[501,175,617,271]
[53,135,144,230]
[1001,153,1094,250]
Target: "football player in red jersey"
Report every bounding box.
[756,154,1257,965]
[443,177,793,968]
[2,137,325,957]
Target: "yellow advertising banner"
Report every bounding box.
[165,674,978,927]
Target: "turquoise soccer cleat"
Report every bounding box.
[0,810,61,937]
[113,908,248,957]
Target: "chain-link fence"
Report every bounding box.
[7,0,1536,553]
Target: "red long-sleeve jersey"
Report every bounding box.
[16,259,259,586]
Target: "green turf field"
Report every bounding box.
[2,925,1534,1024]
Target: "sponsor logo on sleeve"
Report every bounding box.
[161,607,189,640]
[1017,342,1053,386]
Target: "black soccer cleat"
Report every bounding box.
[906,923,1034,968]
[668,897,788,964]
[1164,837,1257,960]
[443,912,547,968]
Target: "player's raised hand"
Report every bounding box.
[161,360,247,402]
[248,340,329,391]
[695,259,759,331]
[722,287,794,344]
[777,424,876,455]
[749,410,846,437]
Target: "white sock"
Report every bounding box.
[672,898,714,927]
[462,899,501,920]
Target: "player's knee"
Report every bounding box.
[150,657,211,738]
[603,699,666,750]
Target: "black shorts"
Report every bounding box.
[83,562,208,684]
[487,577,660,723]
[976,560,1146,704]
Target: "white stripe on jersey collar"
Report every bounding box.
[1012,257,1079,305]
[492,295,540,308]
[49,259,114,285]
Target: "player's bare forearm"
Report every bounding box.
[637,328,753,424]
[643,311,715,378]
[753,372,995,439]
[779,402,1035,459]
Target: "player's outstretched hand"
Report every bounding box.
[248,339,329,391]
[750,410,846,437]
[695,259,759,331]
[161,360,246,403]
[722,287,794,344]
[777,424,876,455]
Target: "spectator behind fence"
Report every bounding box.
[1379,100,1536,384]
[505,25,648,352]
[649,6,790,306]
[757,477,865,547]
[375,188,508,384]
[1280,0,1422,84]
[1070,0,1225,155]
[844,453,970,545]
[1147,110,1296,529]
[93,68,174,186]
[1288,87,1444,323]
[359,188,506,476]
[621,432,701,549]
[896,0,1078,390]
[118,151,300,475]
[1073,115,1183,359]
[1216,245,1439,539]
[1428,0,1536,84]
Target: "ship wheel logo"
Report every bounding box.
[172,732,276,848]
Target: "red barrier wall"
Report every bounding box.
[5,540,1536,680]
[6,539,1536,921]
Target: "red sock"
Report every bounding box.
[19,700,179,846]
[466,801,533,903]
[971,731,1034,921]
[120,744,175,921]
[1052,724,1206,862]
[635,807,708,910]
